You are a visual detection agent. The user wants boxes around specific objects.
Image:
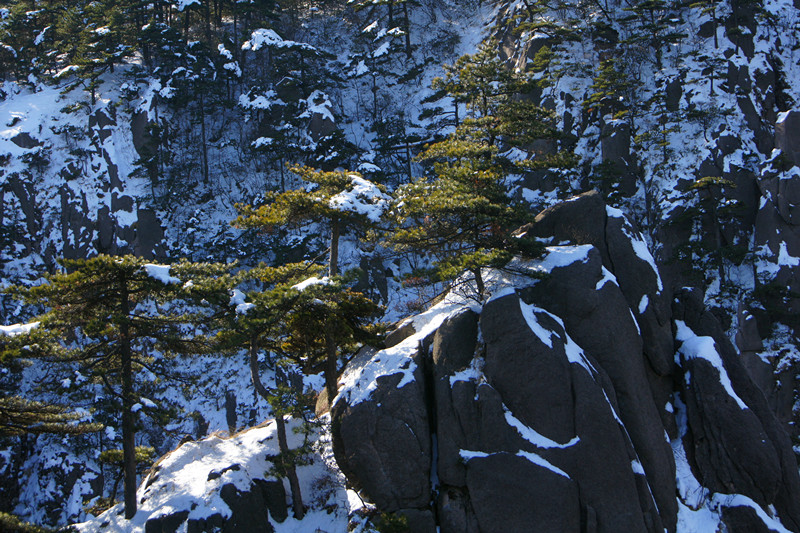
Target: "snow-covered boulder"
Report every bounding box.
[76,419,360,533]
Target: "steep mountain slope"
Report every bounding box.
[1,0,800,530]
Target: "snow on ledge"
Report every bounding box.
[503,407,579,450]
[459,449,570,479]
[675,320,748,410]
[336,301,467,406]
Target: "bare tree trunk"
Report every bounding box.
[329,216,340,277]
[248,342,304,519]
[402,0,412,59]
[324,324,338,404]
[199,92,209,184]
[120,280,137,519]
[473,267,485,301]
[275,413,305,519]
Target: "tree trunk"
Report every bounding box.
[402,1,412,59]
[324,324,338,404]
[120,279,137,519]
[248,341,304,519]
[199,92,209,184]
[329,216,340,277]
[275,413,305,519]
[473,267,485,300]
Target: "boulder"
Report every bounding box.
[331,193,800,533]
[465,452,580,533]
[10,132,43,149]
[720,505,776,533]
[522,191,675,378]
[480,293,664,532]
[331,345,432,511]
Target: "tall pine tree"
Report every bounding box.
[10,256,214,519]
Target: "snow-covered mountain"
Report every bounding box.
[2,0,800,530]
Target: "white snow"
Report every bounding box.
[638,295,649,314]
[328,174,390,223]
[140,397,157,409]
[449,357,483,386]
[503,407,579,449]
[300,90,335,123]
[536,245,593,272]
[291,276,330,291]
[596,266,617,290]
[519,300,555,348]
[143,264,180,285]
[0,321,39,336]
[336,301,466,406]
[372,42,390,58]
[238,90,282,111]
[33,26,50,45]
[518,299,597,375]
[677,500,721,533]
[77,418,353,533]
[459,450,490,460]
[675,321,748,410]
[242,28,315,51]
[516,450,570,479]
[459,449,570,479]
[777,241,800,267]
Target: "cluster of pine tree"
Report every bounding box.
[0,0,586,526]
[0,29,575,522]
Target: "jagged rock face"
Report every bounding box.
[673,288,800,531]
[331,194,800,533]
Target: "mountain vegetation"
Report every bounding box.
[0,0,799,530]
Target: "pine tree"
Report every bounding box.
[210,262,314,519]
[9,256,214,520]
[234,166,390,277]
[388,43,563,299]
[0,323,101,533]
[211,263,382,518]
[388,132,542,299]
[1,324,101,437]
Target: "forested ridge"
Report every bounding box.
[1,0,800,530]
